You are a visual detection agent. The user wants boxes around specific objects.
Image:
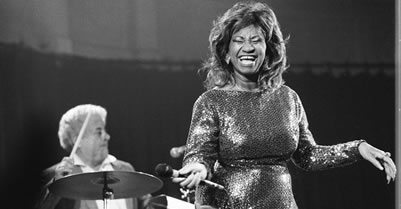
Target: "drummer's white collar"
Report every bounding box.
[71,154,117,167]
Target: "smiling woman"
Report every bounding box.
[170,1,397,209]
[227,25,266,89]
[199,1,288,93]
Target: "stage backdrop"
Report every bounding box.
[0,44,395,209]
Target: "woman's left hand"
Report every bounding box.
[358,142,397,183]
[171,163,208,189]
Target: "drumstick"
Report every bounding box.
[69,111,92,157]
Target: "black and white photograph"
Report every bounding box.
[0,0,399,209]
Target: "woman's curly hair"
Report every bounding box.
[200,1,289,91]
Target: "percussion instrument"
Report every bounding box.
[49,171,163,200]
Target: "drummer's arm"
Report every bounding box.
[35,168,62,209]
[36,158,75,209]
[36,190,61,209]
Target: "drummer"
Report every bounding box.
[37,104,151,209]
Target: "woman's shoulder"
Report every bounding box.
[277,84,299,97]
[276,84,304,106]
[278,84,294,92]
[193,88,236,106]
[196,88,223,101]
[197,85,299,99]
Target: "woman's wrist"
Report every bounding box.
[357,139,367,158]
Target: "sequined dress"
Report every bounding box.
[183,85,363,209]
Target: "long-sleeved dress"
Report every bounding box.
[182,85,364,209]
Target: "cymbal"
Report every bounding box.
[49,171,163,200]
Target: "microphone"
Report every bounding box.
[155,163,225,190]
[169,145,186,158]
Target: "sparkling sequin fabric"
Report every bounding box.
[183,85,363,209]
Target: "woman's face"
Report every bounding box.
[227,25,266,81]
[78,113,110,164]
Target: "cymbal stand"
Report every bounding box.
[102,172,114,209]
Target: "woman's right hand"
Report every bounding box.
[54,157,74,179]
[171,163,207,189]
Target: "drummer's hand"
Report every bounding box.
[139,193,152,209]
[54,157,74,179]
[358,142,397,184]
[171,163,207,189]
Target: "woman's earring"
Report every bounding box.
[225,56,230,64]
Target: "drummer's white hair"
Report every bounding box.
[58,104,107,152]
